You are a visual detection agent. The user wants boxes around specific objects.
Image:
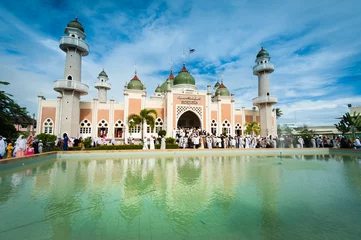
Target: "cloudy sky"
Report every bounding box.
[1,0,360,126]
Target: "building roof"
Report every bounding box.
[256,48,269,58]
[67,18,85,33]
[173,65,195,86]
[98,70,108,77]
[127,75,144,90]
[155,85,162,93]
[215,82,230,96]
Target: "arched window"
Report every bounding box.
[211,119,217,135]
[155,118,163,133]
[79,119,91,135]
[129,120,140,133]
[222,120,231,135]
[98,119,109,137]
[235,123,242,136]
[67,75,72,80]
[114,120,124,138]
[43,118,54,134]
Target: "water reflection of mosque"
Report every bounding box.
[1,154,360,238]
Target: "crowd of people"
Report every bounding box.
[0,129,360,159]
[0,135,44,159]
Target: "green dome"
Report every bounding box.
[159,70,175,92]
[127,75,144,90]
[155,85,162,93]
[256,48,269,58]
[99,70,108,77]
[215,83,230,96]
[67,18,85,33]
[173,65,195,85]
[214,81,220,89]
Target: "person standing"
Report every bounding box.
[63,133,69,151]
[0,136,6,159]
[149,136,155,150]
[142,137,148,150]
[354,137,361,149]
[298,136,304,148]
[160,136,166,150]
[38,140,43,153]
[6,142,14,158]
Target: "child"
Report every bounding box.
[6,143,14,158]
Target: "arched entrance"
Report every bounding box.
[177,111,201,129]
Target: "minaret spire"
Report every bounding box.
[182,50,186,65]
[134,62,137,75]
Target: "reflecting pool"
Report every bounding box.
[1,154,361,239]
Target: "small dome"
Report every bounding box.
[159,70,175,92]
[173,65,195,85]
[67,18,85,33]
[99,70,108,77]
[127,75,144,90]
[256,48,269,58]
[155,85,162,93]
[215,83,230,96]
[214,81,220,89]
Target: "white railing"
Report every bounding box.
[253,62,274,73]
[54,80,89,94]
[252,96,278,105]
[59,36,89,55]
[94,81,111,89]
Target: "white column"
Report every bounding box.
[55,96,62,137]
[231,96,235,136]
[36,94,44,135]
[123,92,129,144]
[92,98,98,138]
[109,99,115,138]
[241,107,246,135]
[166,92,173,137]
[217,99,222,135]
[206,93,211,133]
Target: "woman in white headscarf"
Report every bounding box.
[15,135,26,157]
[160,136,166,150]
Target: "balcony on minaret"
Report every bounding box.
[252,95,278,106]
[253,62,274,75]
[94,81,111,90]
[59,36,89,56]
[54,80,89,95]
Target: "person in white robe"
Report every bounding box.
[160,137,166,150]
[239,137,244,149]
[311,138,316,148]
[149,136,155,150]
[0,136,5,159]
[245,137,250,149]
[298,137,304,148]
[38,140,43,153]
[142,137,148,150]
[206,136,212,149]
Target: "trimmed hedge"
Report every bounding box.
[67,144,179,151]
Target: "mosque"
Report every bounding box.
[36,18,278,142]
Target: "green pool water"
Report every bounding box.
[1,154,361,239]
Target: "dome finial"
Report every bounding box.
[221,74,224,83]
[170,57,173,71]
[182,50,186,65]
[76,10,78,21]
[134,62,137,75]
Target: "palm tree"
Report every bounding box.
[335,112,361,140]
[127,109,158,139]
[244,121,261,136]
[274,108,283,119]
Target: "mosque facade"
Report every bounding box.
[36,18,277,142]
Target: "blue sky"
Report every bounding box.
[1,0,361,126]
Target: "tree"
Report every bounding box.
[244,121,261,136]
[335,112,361,140]
[127,109,158,139]
[274,108,283,119]
[0,81,32,138]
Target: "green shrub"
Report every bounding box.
[158,130,167,137]
[68,147,81,151]
[83,137,92,148]
[36,133,57,146]
[165,137,175,145]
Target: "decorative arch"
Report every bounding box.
[235,123,242,136]
[155,117,163,133]
[177,111,202,129]
[67,75,73,80]
[211,119,217,135]
[114,119,124,138]
[97,119,109,137]
[222,119,231,135]
[176,105,203,121]
[79,119,91,135]
[43,118,54,134]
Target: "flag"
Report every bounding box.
[189,48,195,54]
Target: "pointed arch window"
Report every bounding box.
[43,118,54,134]
[222,120,231,135]
[211,119,217,135]
[79,119,92,134]
[98,119,109,137]
[114,120,124,138]
[155,117,163,133]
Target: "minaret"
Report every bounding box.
[95,69,111,103]
[54,16,89,137]
[252,48,277,137]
